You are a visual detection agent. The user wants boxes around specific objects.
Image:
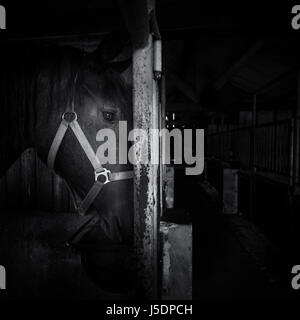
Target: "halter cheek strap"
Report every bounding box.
[47,111,133,217]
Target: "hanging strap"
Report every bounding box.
[77,181,104,216]
[48,112,102,172]
[69,120,103,172]
[47,119,69,170]
[77,170,134,216]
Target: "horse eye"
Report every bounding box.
[102,111,115,122]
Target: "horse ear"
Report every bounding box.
[106,58,132,73]
[91,28,129,63]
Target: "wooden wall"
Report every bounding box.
[0,148,76,213]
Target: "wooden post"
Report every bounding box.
[132,0,160,299]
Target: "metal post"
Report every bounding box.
[290,117,295,189]
[160,65,166,216]
[132,2,160,299]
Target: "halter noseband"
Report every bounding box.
[47,110,133,219]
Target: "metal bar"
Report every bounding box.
[272,110,277,172]
[290,105,295,185]
[160,56,166,216]
[250,94,257,220]
[292,69,300,189]
[296,71,300,183]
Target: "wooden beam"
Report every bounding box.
[254,67,297,95]
[132,0,160,299]
[213,39,264,91]
[168,73,198,103]
[167,103,201,112]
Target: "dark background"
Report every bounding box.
[0,0,300,300]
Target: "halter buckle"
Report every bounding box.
[94,168,111,184]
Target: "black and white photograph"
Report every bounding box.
[0,0,299,308]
